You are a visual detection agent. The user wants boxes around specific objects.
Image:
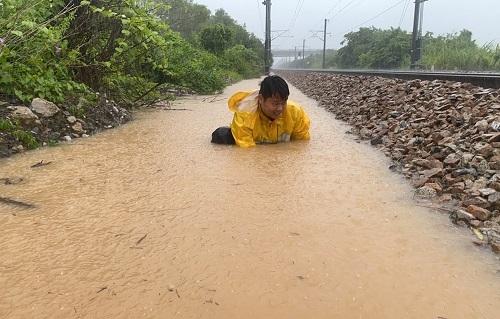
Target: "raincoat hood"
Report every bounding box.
[228,90,259,113]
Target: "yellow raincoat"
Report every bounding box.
[228,91,311,147]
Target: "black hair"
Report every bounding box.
[259,75,289,100]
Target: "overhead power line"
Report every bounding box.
[288,0,305,30]
[342,0,406,35]
[398,0,411,28]
[324,0,342,19]
[256,0,264,35]
[330,0,365,20]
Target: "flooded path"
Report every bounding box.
[0,79,499,318]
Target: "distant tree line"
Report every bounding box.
[284,27,500,71]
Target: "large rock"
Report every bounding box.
[415,185,437,199]
[463,196,491,209]
[474,119,489,132]
[488,192,500,209]
[444,153,461,166]
[31,98,60,117]
[455,209,476,222]
[473,142,493,158]
[466,205,491,221]
[489,155,500,170]
[9,106,39,125]
[72,122,85,134]
[422,168,443,178]
[488,133,500,143]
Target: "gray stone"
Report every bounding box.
[72,122,85,134]
[455,209,476,221]
[472,178,489,190]
[452,168,477,177]
[422,168,443,178]
[12,145,24,152]
[444,153,461,165]
[415,185,437,199]
[473,142,493,157]
[412,159,432,168]
[67,116,77,124]
[488,133,500,143]
[461,153,474,165]
[479,188,497,197]
[463,196,491,209]
[489,155,500,170]
[9,106,39,125]
[31,98,59,117]
[488,192,500,208]
[474,119,489,132]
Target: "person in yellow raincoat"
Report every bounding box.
[211,75,311,147]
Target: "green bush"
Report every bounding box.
[12,130,39,149]
[0,0,87,103]
[224,45,263,78]
[0,119,16,132]
[0,0,264,108]
[421,30,500,71]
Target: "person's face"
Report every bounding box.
[259,94,287,120]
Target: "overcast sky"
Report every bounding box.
[192,0,500,51]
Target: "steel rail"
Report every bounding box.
[272,68,500,89]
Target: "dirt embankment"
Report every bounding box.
[279,71,500,254]
[0,95,133,157]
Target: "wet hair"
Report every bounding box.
[259,75,289,100]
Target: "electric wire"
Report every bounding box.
[256,0,264,36]
[398,0,411,28]
[341,0,407,35]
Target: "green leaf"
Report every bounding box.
[11,30,23,37]
[21,20,36,28]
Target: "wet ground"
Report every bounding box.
[0,79,499,318]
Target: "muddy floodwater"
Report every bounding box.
[0,79,499,318]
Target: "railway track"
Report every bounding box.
[273,68,500,89]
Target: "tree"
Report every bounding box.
[337,27,411,69]
[156,0,210,40]
[199,23,233,54]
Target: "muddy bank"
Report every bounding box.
[278,71,500,253]
[0,95,133,158]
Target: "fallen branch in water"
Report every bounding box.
[31,160,52,168]
[96,287,108,294]
[136,234,148,245]
[0,177,24,185]
[416,204,456,213]
[164,108,192,111]
[202,95,224,103]
[0,196,35,209]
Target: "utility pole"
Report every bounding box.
[410,0,427,69]
[263,0,272,74]
[302,39,305,68]
[322,19,328,69]
[294,46,297,60]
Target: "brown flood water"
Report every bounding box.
[0,79,499,319]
